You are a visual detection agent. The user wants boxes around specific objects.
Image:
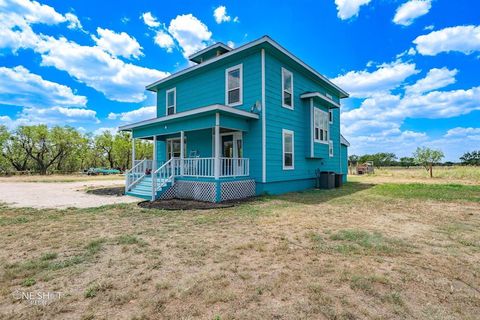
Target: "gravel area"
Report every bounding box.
[0,180,138,209]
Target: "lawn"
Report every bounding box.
[1,175,479,319]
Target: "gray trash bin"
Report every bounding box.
[335,173,343,188]
[320,171,335,189]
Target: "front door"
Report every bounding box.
[166,138,187,159]
[221,132,243,175]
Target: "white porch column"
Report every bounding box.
[131,137,135,169]
[152,135,157,201]
[180,131,185,176]
[214,113,220,180]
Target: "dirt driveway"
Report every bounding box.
[0,180,139,209]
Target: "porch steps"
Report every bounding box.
[126,176,172,200]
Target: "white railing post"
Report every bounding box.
[152,135,157,201]
[180,131,184,176]
[131,137,135,171]
[214,113,220,180]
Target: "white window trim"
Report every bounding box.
[166,87,176,115]
[225,64,243,107]
[329,109,333,124]
[282,129,294,170]
[329,140,334,157]
[281,67,294,109]
[313,108,329,144]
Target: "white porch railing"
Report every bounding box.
[126,157,250,199]
[182,158,215,177]
[125,159,153,192]
[152,158,176,200]
[220,157,249,177]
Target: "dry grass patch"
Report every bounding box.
[1,177,479,319]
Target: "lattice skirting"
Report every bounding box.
[220,180,256,202]
[158,180,216,202]
[158,179,256,202]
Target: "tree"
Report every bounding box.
[14,125,83,175]
[460,151,480,165]
[399,157,415,168]
[1,126,31,172]
[95,131,115,168]
[113,131,132,170]
[413,147,444,178]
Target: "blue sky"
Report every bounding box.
[0,0,479,161]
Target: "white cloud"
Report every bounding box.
[0,115,14,129]
[445,127,480,138]
[405,67,457,95]
[141,12,160,28]
[413,25,480,56]
[93,127,118,136]
[34,35,168,103]
[168,14,212,58]
[334,0,371,20]
[64,12,82,30]
[9,106,99,128]
[92,27,143,59]
[393,0,432,26]
[227,41,235,48]
[5,0,65,25]
[213,5,238,24]
[0,2,169,102]
[1,0,82,29]
[0,65,87,108]
[424,24,434,31]
[108,106,156,122]
[154,30,175,53]
[332,61,419,98]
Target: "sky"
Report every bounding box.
[0,0,479,161]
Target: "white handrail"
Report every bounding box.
[125,159,146,192]
[151,158,176,200]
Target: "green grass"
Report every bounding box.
[371,183,480,202]
[310,229,409,255]
[116,234,147,246]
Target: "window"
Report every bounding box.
[329,110,333,124]
[282,68,293,109]
[166,88,176,115]
[329,140,334,157]
[282,129,294,170]
[314,108,329,143]
[225,64,243,106]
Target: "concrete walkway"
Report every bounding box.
[0,180,139,209]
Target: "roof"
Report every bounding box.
[119,104,259,131]
[146,35,349,99]
[300,92,340,108]
[340,134,350,147]
[188,42,232,63]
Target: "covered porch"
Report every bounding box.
[119,104,259,202]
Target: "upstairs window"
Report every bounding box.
[226,64,243,106]
[282,68,293,109]
[282,129,294,170]
[166,88,176,115]
[314,108,329,143]
[329,110,333,124]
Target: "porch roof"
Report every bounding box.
[119,104,259,132]
[119,104,259,138]
[300,92,341,108]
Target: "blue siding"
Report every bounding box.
[263,51,343,188]
[156,51,262,116]
[130,43,348,197]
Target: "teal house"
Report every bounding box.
[120,36,350,202]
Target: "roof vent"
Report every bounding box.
[189,43,232,64]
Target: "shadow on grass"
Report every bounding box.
[271,181,376,205]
